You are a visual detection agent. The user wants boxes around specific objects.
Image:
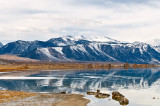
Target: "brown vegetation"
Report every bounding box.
[0,90,35,103]
[0,90,90,106]
[0,61,159,72]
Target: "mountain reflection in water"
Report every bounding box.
[0,68,160,106]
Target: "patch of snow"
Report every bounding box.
[132,49,135,53]
[126,42,149,54]
[70,44,90,55]
[153,45,160,53]
[56,43,66,46]
[139,48,143,54]
[53,47,63,54]
[39,48,58,60]
[88,36,117,42]
[150,58,160,64]
[88,43,117,60]
[62,35,86,41]
[88,43,100,55]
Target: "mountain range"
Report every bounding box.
[0,36,160,64]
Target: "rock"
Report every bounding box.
[112,91,129,105]
[87,91,95,95]
[101,93,110,98]
[97,90,100,93]
[94,93,103,98]
[119,97,129,105]
[87,90,110,99]
[112,91,124,98]
[112,96,122,101]
[94,93,110,98]
[61,91,66,94]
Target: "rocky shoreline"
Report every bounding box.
[87,90,129,105]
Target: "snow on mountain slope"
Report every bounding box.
[20,40,160,64]
[20,47,71,61]
[53,47,64,54]
[38,48,57,60]
[0,40,56,54]
[48,35,126,45]
[88,36,120,43]
[1,35,160,64]
[125,42,149,54]
[47,35,87,46]
[147,39,160,53]
[153,45,160,53]
[0,35,123,55]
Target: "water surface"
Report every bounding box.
[0,68,160,106]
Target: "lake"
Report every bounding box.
[0,68,160,106]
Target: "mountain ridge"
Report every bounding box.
[0,36,160,64]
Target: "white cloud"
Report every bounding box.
[0,0,160,44]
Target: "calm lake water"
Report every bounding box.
[0,68,160,106]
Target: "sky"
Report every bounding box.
[0,0,160,44]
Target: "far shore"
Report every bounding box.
[0,61,159,72]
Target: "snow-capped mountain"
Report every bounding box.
[20,41,160,64]
[1,36,160,64]
[147,39,160,53]
[0,40,56,54]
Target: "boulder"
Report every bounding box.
[112,91,124,98]
[87,90,110,99]
[119,97,129,105]
[112,96,122,101]
[87,91,95,95]
[101,93,110,98]
[112,91,129,105]
[61,91,66,94]
[97,90,100,93]
[94,93,110,98]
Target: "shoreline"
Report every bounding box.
[0,62,159,72]
[0,90,90,106]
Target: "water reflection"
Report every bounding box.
[0,68,160,106]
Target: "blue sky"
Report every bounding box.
[0,0,160,44]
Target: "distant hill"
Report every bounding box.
[0,55,39,62]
